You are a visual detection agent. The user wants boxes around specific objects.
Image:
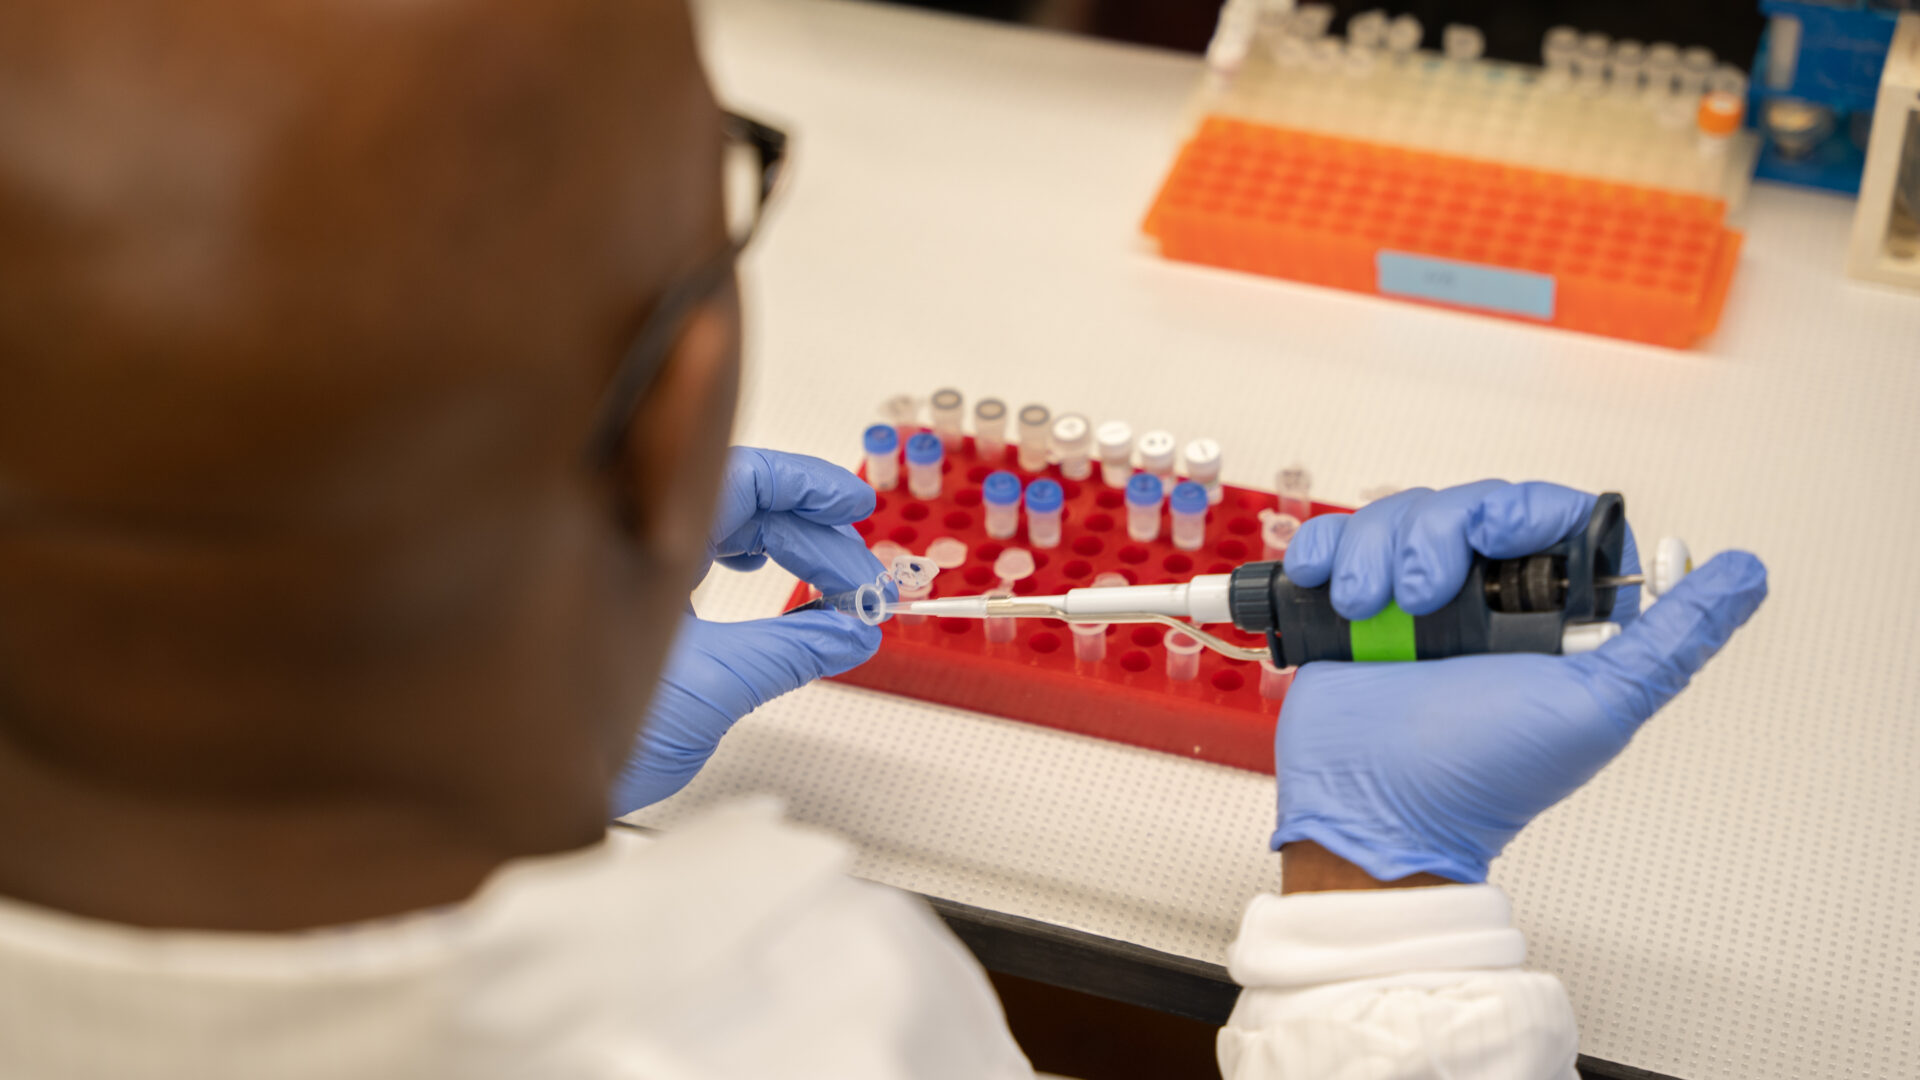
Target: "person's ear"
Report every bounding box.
[619,281,741,583]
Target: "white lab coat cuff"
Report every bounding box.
[1228,884,1525,988]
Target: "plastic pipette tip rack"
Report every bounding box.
[1144,118,1743,348]
[786,436,1347,775]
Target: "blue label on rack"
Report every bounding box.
[1376,252,1555,321]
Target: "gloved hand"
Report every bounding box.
[1274,480,1768,882]
[612,447,885,816]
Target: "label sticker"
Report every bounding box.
[1377,252,1556,321]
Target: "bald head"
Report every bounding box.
[0,0,743,928]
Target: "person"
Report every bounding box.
[0,0,1767,1076]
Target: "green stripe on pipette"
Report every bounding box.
[1349,601,1417,662]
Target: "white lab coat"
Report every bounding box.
[0,798,1577,1079]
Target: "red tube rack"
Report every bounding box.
[783,436,1348,774]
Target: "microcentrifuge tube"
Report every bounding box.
[1575,32,1609,95]
[1182,438,1223,505]
[1070,620,1106,663]
[863,424,899,491]
[881,394,919,440]
[905,432,944,500]
[985,590,1017,643]
[1051,414,1093,481]
[1016,404,1052,473]
[982,470,1022,540]
[1385,14,1421,57]
[1677,46,1713,97]
[930,387,964,449]
[1025,478,1065,549]
[1275,464,1312,521]
[819,582,890,626]
[975,398,1009,461]
[1138,430,1177,479]
[1608,39,1644,98]
[1170,481,1208,552]
[1259,509,1300,561]
[869,539,910,568]
[1096,421,1134,487]
[1126,472,1164,543]
[1347,9,1388,51]
[1259,659,1294,701]
[926,536,969,569]
[1165,631,1202,682]
[1091,571,1128,589]
[1442,24,1483,63]
[891,554,937,625]
[1644,42,1680,100]
[993,547,1035,591]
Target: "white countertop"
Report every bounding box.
[631,0,1920,1076]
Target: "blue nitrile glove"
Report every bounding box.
[612,448,885,815]
[1274,480,1768,882]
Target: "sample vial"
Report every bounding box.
[1182,438,1223,504]
[1070,620,1107,663]
[926,536,969,569]
[982,470,1022,540]
[1275,464,1312,521]
[1608,39,1644,97]
[905,432,944,500]
[869,539,910,568]
[1575,32,1609,95]
[1259,509,1300,561]
[1017,404,1052,473]
[1259,659,1295,701]
[896,562,934,625]
[1347,9,1388,51]
[975,398,1009,461]
[863,424,900,491]
[1025,478,1065,549]
[1165,631,1203,682]
[993,547,1036,591]
[1677,46,1714,98]
[1385,14,1421,57]
[880,394,919,440]
[1697,90,1744,154]
[930,387,964,448]
[1091,571,1128,589]
[1138,430,1177,479]
[1442,24,1483,63]
[1644,41,1679,100]
[984,590,1017,644]
[1170,480,1209,552]
[1126,472,1164,543]
[1051,414,1093,481]
[1096,420,1135,487]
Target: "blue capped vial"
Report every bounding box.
[905,432,944,500]
[1025,478,1064,549]
[863,424,900,491]
[1170,480,1208,552]
[1125,472,1164,543]
[982,469,1022,540]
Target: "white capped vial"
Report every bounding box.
[926,536,969,569]
[993,547,1036,590]
[1170,480,1209,552]
[1275,464,1312,521]
[1259,658,1294,701]
[930,387,964,448]
[1096,420,1135,487]
[1092,571,1128,589]
[1016,404,1052,473]
[974,398,1009,461]
[863,424,899,491]
[1025,478,1065,549]
[1126,472,1164,543]
[1138,430,1177,479]
[905,432,944,500]
[1051,413,1093,481]
[1165,631,1202,682]
[1070,620,1106,663]
[982,470,1022,540]
[1259,509,1300,561]
[1182,438,1223,505]
[984,590,1017,643]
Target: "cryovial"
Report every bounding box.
[1025,478,1065,549]
[1170,480,1209,552]
[1677,46,1714,97]
[1259,510,1300,561]
[982,470,1022,540]
[1096,420,1135,487]
[1182,438,1223,504]
[1126,472,1164,543]
[984,590,1017,643]
[926,536,969,569]
[1608,39,1644,97]
[1275,464,1312,521]
[1051,413,1093,480]
[1070,619,1106,663]
[905,432,944,500]
[1644,42,1680,100]
[1017,404,1052,472]
[863,424,899,491]
[1138,430,1177,479]
[975,398,1009,460]
[930,387,964,448]
[1165,631,1202,682]
[1259,658,1294,701]
[1575,32,1609,95]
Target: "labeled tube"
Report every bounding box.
[982,470,1022,540]
[930,387,964,448]
[1165,631,1202,682]
[1182,438,1223,504]
[1275,465,1312,521]
[1259,659,1294,701]
[975,398,1009,461]
[1071,620,1107,663]
[863,424,899,491]
[1170,480,1209,552]
[1051,414,1093,481]
[1096,421,1134,487]
[984,590,1016,643]
[1138,430,1177,479]
[1126,473,1164,543]
[906,432,944,500]
[1025,478,1065,549]
[1017,404,1052,473]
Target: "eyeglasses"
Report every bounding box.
[583,111,789,469]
